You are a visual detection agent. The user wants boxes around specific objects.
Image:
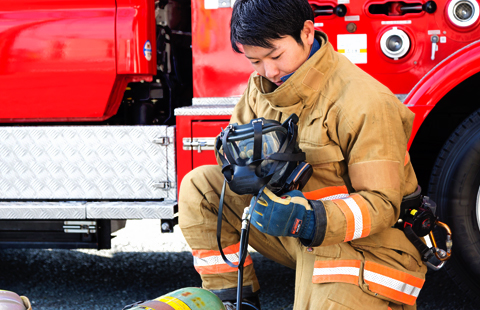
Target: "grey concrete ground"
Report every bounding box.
[0,220,477,310]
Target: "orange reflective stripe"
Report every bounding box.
[192,242,240,258]
[303,185,349,201]
[312,260,361,285]
[333,194,371,242]
[332,198,356,242]
[194,256,253,275]
[192,242,253,275]
[404,151,410,166]
[351,194,371,238]
[364,261,424,305]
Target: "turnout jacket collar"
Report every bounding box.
[252,31,336,113]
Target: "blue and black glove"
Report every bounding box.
[250,188,327,247]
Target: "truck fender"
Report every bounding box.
[405,39,480,145]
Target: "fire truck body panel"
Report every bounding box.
[191,3,251,98]
[0,0,155,123]
[406,39,480,145]
[311,0,480,94]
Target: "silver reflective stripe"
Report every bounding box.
[320,194,349,201]
[364,270,421,297]
[194,253,240,266]
[344,197,364,240]
[313,266,360,277]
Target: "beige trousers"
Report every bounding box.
[179,165,412,310]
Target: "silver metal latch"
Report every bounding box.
[63,221,96,234]
[431,35,439,60]
[153,136,171,146]
[153,181,172,189]
[218,0,231,8]
[183,137,216,153]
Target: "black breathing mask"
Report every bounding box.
[215,114,312,196]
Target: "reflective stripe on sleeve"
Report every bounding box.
[312,260,361,285]
[303,185,349,201]
[191,242,253,275]
[364,261,424,305]
[332,194,372,241]
[404,151,410,166]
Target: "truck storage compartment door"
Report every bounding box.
[175,103,235,189]
[0,125,176,200]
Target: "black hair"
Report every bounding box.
[230,0,314,53]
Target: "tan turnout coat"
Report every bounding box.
[228,31,427,306]
[179,31,427,309]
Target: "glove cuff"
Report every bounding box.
[300,200,327,247]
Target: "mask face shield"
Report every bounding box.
[216,114,305,196]
[226,130,286,177]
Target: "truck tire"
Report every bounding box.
[428,108,480,302]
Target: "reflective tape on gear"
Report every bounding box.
[332,194,371,242]
[312,260,361,285]
[303,185,349,201]
[192,242,253,275]
[364,261,424,305]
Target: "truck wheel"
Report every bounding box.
[428,108,480,302]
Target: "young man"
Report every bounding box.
[179,0,427,309]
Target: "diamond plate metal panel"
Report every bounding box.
[86,200,176,219]
[192,97,240,105]
[0,126,171,199]
[0,201,85,219]
[174,104,235,116]
[166,126,177,200]
[0,200,176,219]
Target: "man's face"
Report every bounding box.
[241,21,315,87]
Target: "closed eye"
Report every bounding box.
[272,53,283,60]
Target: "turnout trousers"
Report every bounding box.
[179,165,416,310]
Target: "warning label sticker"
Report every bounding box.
[337,34,367,64]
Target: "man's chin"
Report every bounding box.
[273,81,284,86]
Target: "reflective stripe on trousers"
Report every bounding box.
[313,260,424,306]
[192,242,253,275]
[364,261,424,306]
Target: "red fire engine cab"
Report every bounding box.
[1,0,480,302]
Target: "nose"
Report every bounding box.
[263,61,280,81]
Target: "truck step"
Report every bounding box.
[0,200,177,219]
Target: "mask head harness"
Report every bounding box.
[215,113,308,196]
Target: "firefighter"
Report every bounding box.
[178,0,427,309]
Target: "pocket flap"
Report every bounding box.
[350,228,421,262]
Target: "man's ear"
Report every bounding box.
[302,20,316,46]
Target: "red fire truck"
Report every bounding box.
[1,0,480,301]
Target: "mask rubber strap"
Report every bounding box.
[222,126,237,166]
[253,120,263,161]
